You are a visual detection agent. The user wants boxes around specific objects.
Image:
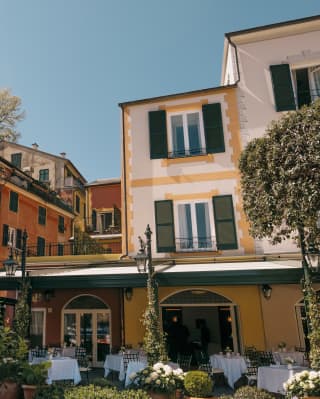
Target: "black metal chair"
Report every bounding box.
[122,352,139,375]
[30,347,47,360]
[177,353,192,371]
[257,351,275,366]
[75,346,92,382]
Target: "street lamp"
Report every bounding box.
[134,224,168,365]
[2,230,28,279]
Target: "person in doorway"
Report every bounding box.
[167,316,190,361]
[199,319,210,355]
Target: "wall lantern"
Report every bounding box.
[3,255,18,276]
[125,287,133,301]
[262,284,272,300]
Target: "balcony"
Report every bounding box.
[176,236,217,252]
[168,147,207,159]
[26,239,122,257]
[85,217,121,236]
[64,176,84,190]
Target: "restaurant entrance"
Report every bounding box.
[62,295,111,367]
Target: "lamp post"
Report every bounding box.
[2,230,31,339]
[134,224,168,365]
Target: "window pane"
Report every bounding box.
[11,153,22,168]
[178,204,193,249]
[39,169,49,182]
[171,115,185,156]
[196,203,212,248]
[30,310,44,348]
[187,113,201,154]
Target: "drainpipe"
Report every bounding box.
[119,104,129,260]
[225,34,241,85]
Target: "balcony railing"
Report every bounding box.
[85,218,121,235]
[168,147,207,159]
[175,236,217,252]
[26,239,122,257]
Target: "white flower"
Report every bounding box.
[129,372,137,380]
[153,362,164,370]
[145,377,151,384]
[150,372,158,380]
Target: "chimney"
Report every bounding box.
[60,152,66,158]
[32,143,39,150]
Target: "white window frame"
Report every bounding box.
[167,110,206,158]
[7,227,17,248]
[291,64,320,106]
[173,200,217,252]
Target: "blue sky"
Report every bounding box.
[0,1,319,182]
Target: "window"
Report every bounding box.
[9,191,19,212]
[155,195,237,253]
[75,195,80,213]
[176,202,214,251]
[37,237,45,256]
[58,216,65,233]
[39,169,49,182]
[57,243,64,256]
[169,112,205,157]
[2,224,9,246]
[38,206,46,225]
[149,103,225,160]
[270,63,320,111]
[11,153,22,168]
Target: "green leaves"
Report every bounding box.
[239,99,320,247]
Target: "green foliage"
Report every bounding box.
[303,282,320,370]
[73,227,107,255]
[0,88,24,142]
[64,385,149,399]
[34,383,65,399]
[239,99,320,247]
[90,377,114,388]
[0,325,28,382]
[13,279,31,340]
[19,361,51,386]
[184,370,213,398]
[142,277,168,365]
[233,386,275,399]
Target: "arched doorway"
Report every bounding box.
[161,289,241,361]
[62,295,111,367]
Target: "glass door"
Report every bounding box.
[96,312,111,364]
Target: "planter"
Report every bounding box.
[148,392,175,399]
[0,380,20,399]
[22,384,37,399]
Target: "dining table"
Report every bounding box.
[257,365,308,394]
[210,353,247,388]
[104,354,123,378]
[32,356,81,385]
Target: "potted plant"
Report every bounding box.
[183,370,214,399]
[0,326,28,399]
[129,362,185,399]
[284,370,320,398]
[19,361,51,399]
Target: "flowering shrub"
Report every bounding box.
[284,370,320,398]
[129,362,185,393]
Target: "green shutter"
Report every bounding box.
[38,206,46,225]
[149,110,168,159]
[9,191,18,212]
[270,64,296,111]
[37,237,45,256]
[154,200,175,252]
[2,224,9,246]
[202,103,225,153]
[212,195,238,250]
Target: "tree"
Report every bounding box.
[239,99,320,369]
[0,88,24,142]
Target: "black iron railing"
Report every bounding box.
[27,239,121,257]
[168,147,207,159]
[175,236,217,252]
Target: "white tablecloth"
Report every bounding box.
[210,354,247,388]
[273,351,305,366]
[32,357,81,385]
[104,354,123,377]
[258,365,308,394]
[125,360,147,387]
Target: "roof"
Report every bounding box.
[0,258,305,289]
[86,177,121,187]
[225,14,320,38]
[119,84,237,108]
[0,141,87,183]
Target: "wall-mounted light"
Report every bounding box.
[262,284,272,300]
[44,289,55,302]
[125,287,133,301]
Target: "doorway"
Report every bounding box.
[62,295,111,367]
[161,289,241,357]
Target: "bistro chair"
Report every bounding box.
[245,365,258,386]
[75,347,92,382]
[62,346,76,358]
[257,351,275,366]
[30,347,48,360]
[177,353,192,371]
[123,352,140,376]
